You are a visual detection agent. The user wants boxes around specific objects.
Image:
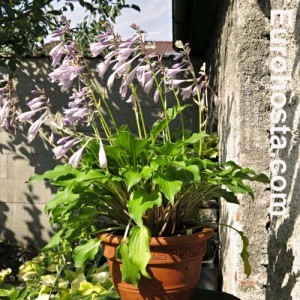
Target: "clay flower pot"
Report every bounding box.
[100,227,214,300]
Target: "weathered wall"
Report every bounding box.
[208,0,300,299]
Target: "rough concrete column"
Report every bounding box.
[209,0,300,299]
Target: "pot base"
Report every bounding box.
[101,227,214,300]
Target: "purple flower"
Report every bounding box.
[154,89,160,103]
[119,83,128,99]
[97,58,112,77]
[116,48,135,63]
[119,66,138,97]
[90,42,110,57]
[180,84,193,100]
[18,109,42,123]
[107,71,116,89]
[136,67,152,87]
[165,68,187,79]
[49,42,65,67]
[113,59,134,77]
[144,77,154,94]
[0,102,9,128]
[27,97,46,110]
[53,137,80,159]
[167,79,186,89]
[57,136,72,145]
[69,144,86,168]
[63,107,89,125]
[30,85,44,95]
[51,26,69,37]
[27,111,48,142]
[0,87,9,105]
[49,59,84,91]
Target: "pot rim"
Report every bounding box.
[99,226,214,246]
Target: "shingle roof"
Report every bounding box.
[145,41,175,56]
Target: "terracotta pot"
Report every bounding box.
[100,227,214,300]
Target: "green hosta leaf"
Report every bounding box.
[127,190,162,227]
[150,105,190,142]
[116,226,151,286]
[43,229,64,251]
[218,223,251,277]
[123,170,143,191]
[77,281,104,295]
[116,242,141,286]
[123,166,152,191]
[240,232,251,277]
[207,189,239,204]
[29,164,77,182]
[150,156,168,170]
[159,141,184,156]
[154,175,183,205]
[0,286,14,297]
[184,132,208,144]
[73,239,101,268]
[227,184,254,198]
[45,190,79,212]
[171,164,201,183]
[128,226,151,279]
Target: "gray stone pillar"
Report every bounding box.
[209,0,300,299]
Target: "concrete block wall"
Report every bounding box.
[208,0,300,299]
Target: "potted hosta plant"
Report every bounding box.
[0,20,268,300]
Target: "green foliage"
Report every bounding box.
[0,0,138,70]
[0,238,118,299]
[29,127,269,285]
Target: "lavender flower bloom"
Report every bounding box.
[116,48,135,63]
[167,79,186,89]
[18,109,42,123]
[144,77,154,94]
[28,111,49,142]
[63,107,89,126]
[57,136,73,145]
[97,58,112,77]
[165,68,187,79]
[0,87,9,105]
[27,96,47,110]
[68,87,91,108]
[53,137,80,159]
[119,66,138,98]
[0,102,9,128]
[49,42,65,67]
[90,42,110,57]
[136,67,152,87]
[154,89,160,103]
[119,83,128,99]
[69,144,86,168]
[180,84,193,100]
[51,24,69,37]
[113,59,134,77]
[30,85,44,95]
[107,71,116,89]
[49,59,84,91]
[98,138,107,169]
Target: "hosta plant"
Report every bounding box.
[0,20,269,287]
